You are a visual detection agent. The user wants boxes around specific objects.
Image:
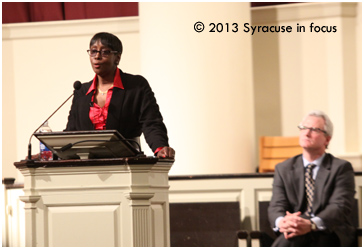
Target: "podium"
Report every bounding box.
[14,157,174,247]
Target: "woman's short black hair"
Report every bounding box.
[90,32,123,54]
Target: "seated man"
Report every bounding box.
[268,110,356,246]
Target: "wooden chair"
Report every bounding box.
[259,136,302,172]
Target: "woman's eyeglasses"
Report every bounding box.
[87,49,118,57]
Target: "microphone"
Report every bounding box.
[27,81,82,161]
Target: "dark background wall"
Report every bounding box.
[2,2,138,24]
[2,2,293,24]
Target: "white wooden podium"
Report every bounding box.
[14,157,174,247]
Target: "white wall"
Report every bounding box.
[252,2,362,168]
[3,3,256,182]
[2,17,141,182]
[2,2,362,183]
[139,2,255,175]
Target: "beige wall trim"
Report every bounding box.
[3,173,362,246]
[2,16,139,40]
[252,2,358,24]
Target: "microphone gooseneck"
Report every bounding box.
[27,81,82,161]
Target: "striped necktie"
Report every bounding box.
[304,164,316,216]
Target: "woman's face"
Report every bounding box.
[89,40,120,77]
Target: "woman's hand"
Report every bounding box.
[156,147,175,159]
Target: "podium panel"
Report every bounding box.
[48,205,120,247]
[14,157,173,247]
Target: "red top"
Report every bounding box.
[86,69,163,155]
[86,68,124,130]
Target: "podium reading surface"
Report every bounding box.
[34,130,140,159]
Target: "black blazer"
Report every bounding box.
[268,153,356,246]
[65,69,169,152]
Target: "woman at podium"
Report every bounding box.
[65,32,175,159]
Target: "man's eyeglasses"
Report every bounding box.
[87,49,118,57]
[297,125,328,135]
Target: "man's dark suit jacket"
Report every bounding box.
[65,69,169,153]
[268,153,356,246]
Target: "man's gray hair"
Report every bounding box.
[301,110,333,137]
